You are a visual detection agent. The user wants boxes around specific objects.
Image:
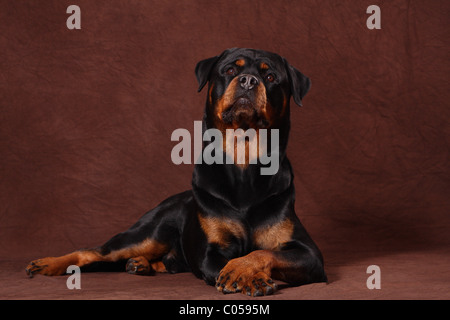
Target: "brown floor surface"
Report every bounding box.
[2,248,448,300]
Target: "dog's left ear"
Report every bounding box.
[284,60,311,106]
[195,55,220,92]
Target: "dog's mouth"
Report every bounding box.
[231,97,256,118]
[221,97,268,129]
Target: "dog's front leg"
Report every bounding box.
[214,250,277,296]
[215,246,326,296]
[199,245,229,286]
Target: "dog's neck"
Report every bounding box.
[191,118,293,215]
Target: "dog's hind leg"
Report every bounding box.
[26,191,194,278]
[25,237,169,277]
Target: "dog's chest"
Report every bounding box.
[198,214,294,251]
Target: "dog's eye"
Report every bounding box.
[265,74,276,82]
[225,67,236,76]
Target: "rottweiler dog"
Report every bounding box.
[26,48,327,296]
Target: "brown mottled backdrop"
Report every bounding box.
[0,0,449,299]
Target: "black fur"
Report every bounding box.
[26,48,326,296]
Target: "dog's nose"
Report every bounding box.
[239,74,259,90]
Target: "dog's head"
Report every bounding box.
[195,48,311,131]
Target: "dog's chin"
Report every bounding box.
[221,98,268,129]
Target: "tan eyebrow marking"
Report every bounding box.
[235,59,245,67]
[260,62,269,70]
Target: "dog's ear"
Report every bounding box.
[195,55,220,92]
[284,60,311,106]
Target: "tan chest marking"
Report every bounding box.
[253,219,294,250]
[198,213,246,248]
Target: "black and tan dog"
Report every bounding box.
[26,48,327,296]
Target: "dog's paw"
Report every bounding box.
[126,256,153,275]
[25,257,68,278]
[215,258,277,296]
